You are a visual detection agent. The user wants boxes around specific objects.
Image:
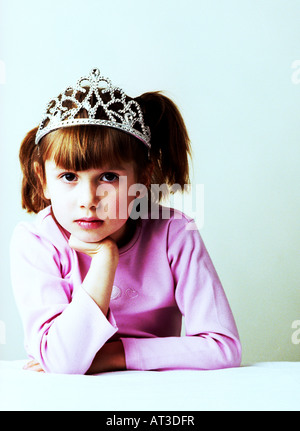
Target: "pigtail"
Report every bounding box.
[19,127,50,213]
[137,92,192,189]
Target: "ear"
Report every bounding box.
[34,162,50,200]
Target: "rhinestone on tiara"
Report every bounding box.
[35,68,151,151]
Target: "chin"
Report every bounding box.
[74,231,106,244]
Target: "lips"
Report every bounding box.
[75,217,103,230]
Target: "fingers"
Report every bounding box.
[68,234,103,256]
[23,360,45,373]
[69,235,118,259]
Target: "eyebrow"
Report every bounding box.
[102,166,127,171]
[50,163,128,172]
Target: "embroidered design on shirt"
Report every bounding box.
[110,285,139,300]
[125,288,139,299]
[111,285,122,300]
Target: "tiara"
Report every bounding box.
[35,68,151,151]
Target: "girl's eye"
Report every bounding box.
[101,173,118,183]
[61,173,77,182]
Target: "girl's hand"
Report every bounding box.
[69,234,119,262]
[69,235,119,315]
[69,235,119,273]
[86,341,126,374]
[23,359,45,373]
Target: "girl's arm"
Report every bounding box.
[68,236,119,316]
[10,224,120,374]
[68,235,126,374]
[24,339,126,374]
[120,218,241,371]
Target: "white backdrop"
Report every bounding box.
[0,0,299,364]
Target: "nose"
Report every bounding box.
[78,180,99,210]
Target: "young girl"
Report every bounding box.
[10,68,241,374]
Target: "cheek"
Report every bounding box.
[96,191,119,220]
[42,179,59,202]
[96,189,136,220]
[49,189,74,220]
[42,181,51,201]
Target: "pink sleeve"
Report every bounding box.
[10,224,118,374]
[121,218,241,371]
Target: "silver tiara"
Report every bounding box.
[35,68,151,150]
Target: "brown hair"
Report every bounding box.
[19,91,192,213]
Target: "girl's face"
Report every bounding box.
[43,159,138,244]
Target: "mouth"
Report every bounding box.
[75,217,104,230]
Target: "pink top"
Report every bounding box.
[10,206,241,374]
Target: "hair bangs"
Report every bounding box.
[40,126,147,171]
